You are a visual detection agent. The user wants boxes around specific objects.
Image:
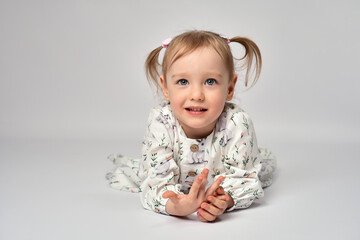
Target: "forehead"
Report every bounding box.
[167,47,227,76]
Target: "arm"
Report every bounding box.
[138,108,182,215]
[221,111,264,211]
[198,110,263,222]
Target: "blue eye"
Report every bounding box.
[205,79,216,85]
[177,79,189,85]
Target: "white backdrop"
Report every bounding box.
[1,0,359,143]
[1,1,360,239]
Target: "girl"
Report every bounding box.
[106,30,276,222]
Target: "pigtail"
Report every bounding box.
[145,46,163,90]
[230,37,262,87]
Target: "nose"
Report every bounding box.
[190,85,205,101]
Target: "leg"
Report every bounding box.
[106,154,141,192]
[258,147,277,188]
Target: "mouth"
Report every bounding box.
[185,107,207,112]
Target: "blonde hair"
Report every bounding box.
[145,30,262,91]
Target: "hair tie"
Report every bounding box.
[162,38,172,48]
[220,35,231,44]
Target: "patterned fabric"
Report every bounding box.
[106,102,276,215]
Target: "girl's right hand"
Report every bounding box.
[163,169,225,216]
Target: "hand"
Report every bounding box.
[197,186,234,222]
[163,168,208,216]
[162,169,225,216]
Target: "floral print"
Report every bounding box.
[106,102,276,215]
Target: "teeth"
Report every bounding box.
[187,108,206,111]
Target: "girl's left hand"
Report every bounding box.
[197,186,234,222]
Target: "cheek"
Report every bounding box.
[209,88,228,101]
[167,89,178,102]
[209,89,228,110]
[168,93,183,109]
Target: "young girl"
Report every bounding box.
[106,30,276,222]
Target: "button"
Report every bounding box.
[190,144,199,152]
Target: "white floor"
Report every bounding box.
[1,138,359,240]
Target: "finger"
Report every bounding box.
[198,169,209,198]
[211,187,222,197]
[201,201,224,216]
[188,174,204,198]
[207,195,228,211]
[216,186,225,195]
[197,209,209,222]
[212,186,225,197]
[197,207,217,222]
[205,176,225,198]
[162,191,178,200]
[216,194,228,201]
[189,169,208,199]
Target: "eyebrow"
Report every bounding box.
[171,72,223,79]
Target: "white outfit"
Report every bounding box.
[107,102,276,215]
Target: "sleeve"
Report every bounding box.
[220,111,264,211]
[138,107,182,215]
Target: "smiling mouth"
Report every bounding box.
[185,107,207,112]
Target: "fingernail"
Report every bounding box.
[198,176,203,181]
[208,196,213,201]
[201,203,207,208]
[203,169,209,174]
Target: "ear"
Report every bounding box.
[160,75,170,101]
[226,74,238,101]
